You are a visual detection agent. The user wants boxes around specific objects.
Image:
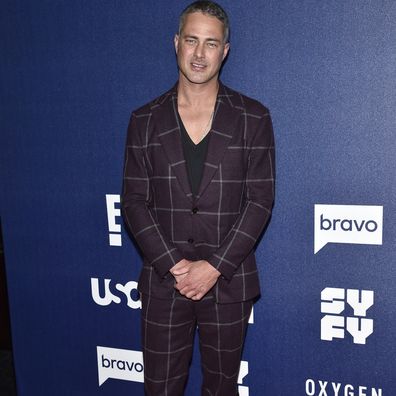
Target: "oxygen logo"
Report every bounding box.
[106,194,122,246]
[321,288,374,344]
[91,278,141,309]
[314,204,383,253]
[305,378,382,396]
[97,346,143,386]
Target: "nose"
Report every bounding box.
[194,42,205,59]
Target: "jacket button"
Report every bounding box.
[192,207,198,214]
[188,238,194,244]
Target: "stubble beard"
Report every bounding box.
[178,60,220,86]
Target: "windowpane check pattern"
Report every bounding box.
[122,82,275,303]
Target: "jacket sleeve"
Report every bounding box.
[121,112,184,278]
[207,112,275,280]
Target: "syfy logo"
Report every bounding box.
[106,194,122,246]
[314,204,383,253]
[97,346,249,392]
[97,346,143,386]
[321,288,374,345]
[305,378,382,396]
[91,278,141,309]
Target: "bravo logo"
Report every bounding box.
[321,288,374,345]
[314,204,383,254]
[97,346,143,386]
[97,346,249,392]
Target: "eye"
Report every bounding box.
[207,42,218,49]
[185,38,196,45]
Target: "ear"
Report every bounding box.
[222,42,230,60]
[174,34,179,54]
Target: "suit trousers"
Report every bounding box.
[141,293,253,396]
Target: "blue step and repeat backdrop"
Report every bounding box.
[1,1,395,395]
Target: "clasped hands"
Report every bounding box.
[170,259,221,301]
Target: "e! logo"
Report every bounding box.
[106,194,122,246]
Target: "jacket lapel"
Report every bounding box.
[196,83,242,200]
[152,82,242,201]
[152,85,193,200]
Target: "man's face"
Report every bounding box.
[174,12,229,86]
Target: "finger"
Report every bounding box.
[178,284,194,296]
[172,268,189,276]
[173,273,187,282]
[171,263,191,275]
[175,277,191,289]
[185,289,198,299]
[177,284,191,294]
[172,260,191,271]
[191,293,203,301]
[174,280,183,290]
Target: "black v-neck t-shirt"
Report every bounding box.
[178,113,210,197]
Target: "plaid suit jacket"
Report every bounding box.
[122,82,275,303]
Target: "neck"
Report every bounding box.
[177,75,219,107]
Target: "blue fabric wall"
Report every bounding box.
[1,1,395,395]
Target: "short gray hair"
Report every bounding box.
[178,1,230,43]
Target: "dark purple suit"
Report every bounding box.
[122,81,275,395]
[122,81,275,302]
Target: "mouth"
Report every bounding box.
[191,62,207,71]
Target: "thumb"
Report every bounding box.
[172,267,189,275]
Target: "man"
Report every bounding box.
[122,1,275,395]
